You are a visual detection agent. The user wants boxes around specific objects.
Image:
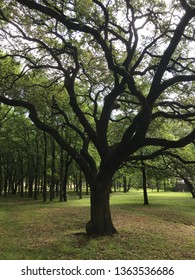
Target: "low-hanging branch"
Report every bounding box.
[0,94,97,180]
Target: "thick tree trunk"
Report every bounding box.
[86,179,117,236]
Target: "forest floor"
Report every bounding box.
[0,190,195,260]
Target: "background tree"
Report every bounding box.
[162,145,195,197]
[0,0,195,235]
[0,104,75,200]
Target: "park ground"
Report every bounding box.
[0,190,195,260]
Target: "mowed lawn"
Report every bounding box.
[0,190,195,260]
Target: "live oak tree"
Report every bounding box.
[0,0,195,235]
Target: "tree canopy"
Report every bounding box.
[0,0,195,235]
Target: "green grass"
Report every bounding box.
[0,190,195,260]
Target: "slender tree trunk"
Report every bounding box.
[86,182,89,195]
[34,174,38,200]
[78,170,82,199]
[4,176,8,197]
[3,156,9,197]
[59,150,72,202]
[61,155,70,202]
[8,165,13,195]
[156,179,160,192]
[34,134,40,200]
[20,157,24,198]
[123,176,127,193]
[63,167,68,202]
[50,138,55,201]
[0,159,2,196]
[86,178,117,236]
[20,174,24,198]
[28,175,34,198]
[43,131,47,202]
[59,148,64,202]
[141,161,149,205]
[74,173,78,194]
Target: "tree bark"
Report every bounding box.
[86,178,117,236]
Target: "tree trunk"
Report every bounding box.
[34,134,40,200]
[86,178,117,236]
[50,138,56,201]
[141,161,149,205]
[4,176,8,197]
[123,176,127,193]
[0,159,2,196]
[78,170,82,199]
[86,182,89,195]
[19,157,24,198]
[43,131,47,202]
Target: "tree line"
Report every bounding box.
[0,104,194,202]
[0,105,80,201]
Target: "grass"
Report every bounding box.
[0,190,195,260]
